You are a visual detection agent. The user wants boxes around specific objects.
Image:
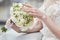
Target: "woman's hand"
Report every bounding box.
[6,18,43,33]
[6,19,21,33]
[23,4,45,19]
[24,19,43,33]
[23,4,60,38]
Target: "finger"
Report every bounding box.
[35,19,43,29]
[23,4,33,8]
[23,8,39,17]
[24,8,37,17]
[29,13,37,17]
[23,8,36,13]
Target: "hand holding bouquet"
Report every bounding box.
[10,3,34,31]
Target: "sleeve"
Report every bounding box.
[46,4,60,16]
[39,4,50,15]
[39,5,46,13]
[46,4,60,26]
[53,9,60,26]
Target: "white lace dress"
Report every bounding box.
[40,1,60,40]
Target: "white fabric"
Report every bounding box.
[16,32,42,40]
[40,0,60,40]
[1,29,42,40]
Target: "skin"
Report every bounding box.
[22,0,60,38]
[6,18,43,33]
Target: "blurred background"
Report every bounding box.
[0,0,44,26]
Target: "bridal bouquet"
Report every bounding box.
[10,3,34,31]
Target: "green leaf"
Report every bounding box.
[1,26,7,32]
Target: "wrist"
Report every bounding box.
[37,11,47,20]
[39,15,48,21]
[42,15,47,20]
[42,15,50,23]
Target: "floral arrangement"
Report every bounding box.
[10,3,34,31]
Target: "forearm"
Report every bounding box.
[42,16,60,38]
